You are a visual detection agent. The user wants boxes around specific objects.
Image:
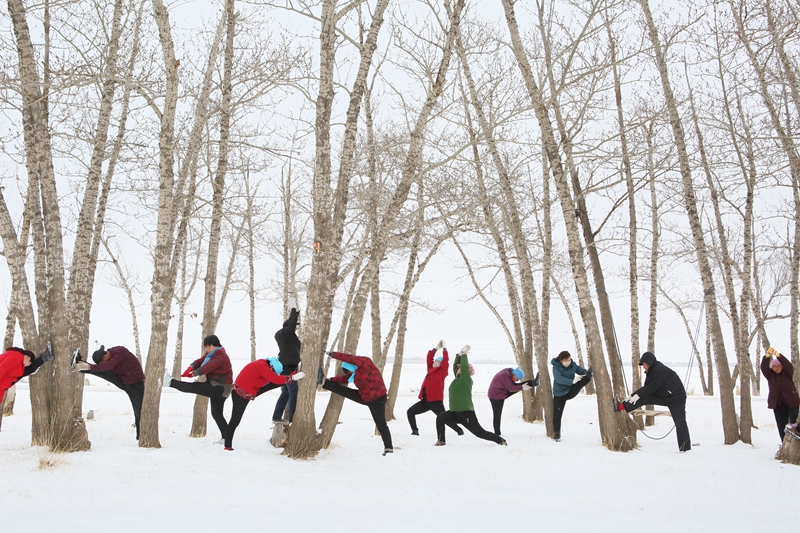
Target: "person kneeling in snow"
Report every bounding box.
[488,366,539,436]
[164,335,233,442]
[435,346,506,447]
[406,340,463,437]
[75,345,145,440]
[225,357,305,450]
[616,351,691,452]
[760,347,800,442]
[321,351,394,455]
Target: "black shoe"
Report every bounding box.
[411,429,419,436]
[532,372,541,387]
[317,367,325,386]
[498,438,507,446]
[554,432,561,442]
[40,342,54,363]
[434,440,446,446]
[70,348,81,369]
[382,447,393,456]
[584,368,593,380]
[456,429,465,436]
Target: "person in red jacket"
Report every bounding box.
[406,340,463,437]
[75,344,146,440]
[761,347,800,441]
[321,351,393,455]
[224,357,305,450]
[165,335,233,441]
[0,347,35,400]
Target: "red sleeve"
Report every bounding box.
[191,355,204,370]
[89,351,123,374]
[261,363,287,386]
[329,351,363,367]
[196,356,222,377]
[426,349,435,369]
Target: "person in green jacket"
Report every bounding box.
[435,345,507,446]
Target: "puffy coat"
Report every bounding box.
[419,348,449,402]
[233,359,288,400]
[488,368,523,400]
[761,355,800,410]
[191,347,233,386]
[631,351,686,405]
[0,348,26,394]
[448,353,474,412]
[88,346,145,385]
[551,357,587,397]
[275,308,301,372]
[329,352,387,403]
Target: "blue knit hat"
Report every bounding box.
[434,354,444,362]
[512,367,524,380]
[268,357,283,374]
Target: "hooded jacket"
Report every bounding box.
[233,359,288,400]
[275,308,301,372]
[761,355,800,410]
[448,353,474,412]
[488,368,523,400]
[329,352,387,403]
[631,351,686,405]
[419,348,449,401]
[551,357,587,397]
[0,348,26,394]
[88,346,145,385]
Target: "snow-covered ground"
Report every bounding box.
[1,363,797,532]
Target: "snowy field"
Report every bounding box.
[1,363,798,532]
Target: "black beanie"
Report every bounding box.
[92,345,107,364]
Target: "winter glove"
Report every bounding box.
[181,366,194,378]
[522,383,532,391]
[459,344,471,355]
[573,373,584,384]
[291,371,306,381]
[40,342,54,362]
[625,394,639,404]
[75,361,90,372]
[436,339,445,351]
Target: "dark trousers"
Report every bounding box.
[490,390,520,435]
[774,404,800,441]
[407,392,463,435]
[552,375,592,435]
[323,380,393,449]
[169,379,229,439]
[626,394,691,451]
[222,383,283,448]
[273,380,298,422]
[436,410,503,444]
[88,371,145,440]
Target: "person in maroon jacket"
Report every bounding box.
[406,340,463,437]
[761,347,800,441]
[321,351,394,455]
[487,366,539,436]
[164,335,233,441]
[75,344,146,440]
[224,357,305,450]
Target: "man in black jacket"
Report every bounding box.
[272,303,301,423]
[617,351,691,452]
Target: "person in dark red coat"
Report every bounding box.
[0,347,35,400]
[406,340,463,437]
[164,335,233,441]
[321,351,393,455]
[224,357,305,450]
[761,347,800,441]
[75,344,146,440]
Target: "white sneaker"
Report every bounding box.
[163,369,172,386]
[214,438,224,445]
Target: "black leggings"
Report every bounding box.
[626,395,691,451]
[552,375,592,435]
[169,379,229,439]
[86,371,145,440]
[323,380,393,449]
[436,410,503,444]
[489,390,520,436]
[223,383,283,448]
[407,393,463,435]
[773,404,799,441]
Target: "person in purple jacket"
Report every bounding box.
[74,345,145,441]
[488,367,539,436]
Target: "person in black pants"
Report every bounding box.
[75,345,145,440]
[272,301,301,423]
[165,335,233,442]
[406,340,463,436]
[617,351,691,452]
[760,347,800,441]
[551,350,592,442]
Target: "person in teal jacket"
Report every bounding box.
[434,345,506,446]
[551,350,592,442]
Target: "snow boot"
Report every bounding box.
[532,372,541,387]
[553,432,561,442]
[382,447,393,456]
[70,348,81,369]
[411,429,419,436]
[40,342,54,363]
[434,440,446,446]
